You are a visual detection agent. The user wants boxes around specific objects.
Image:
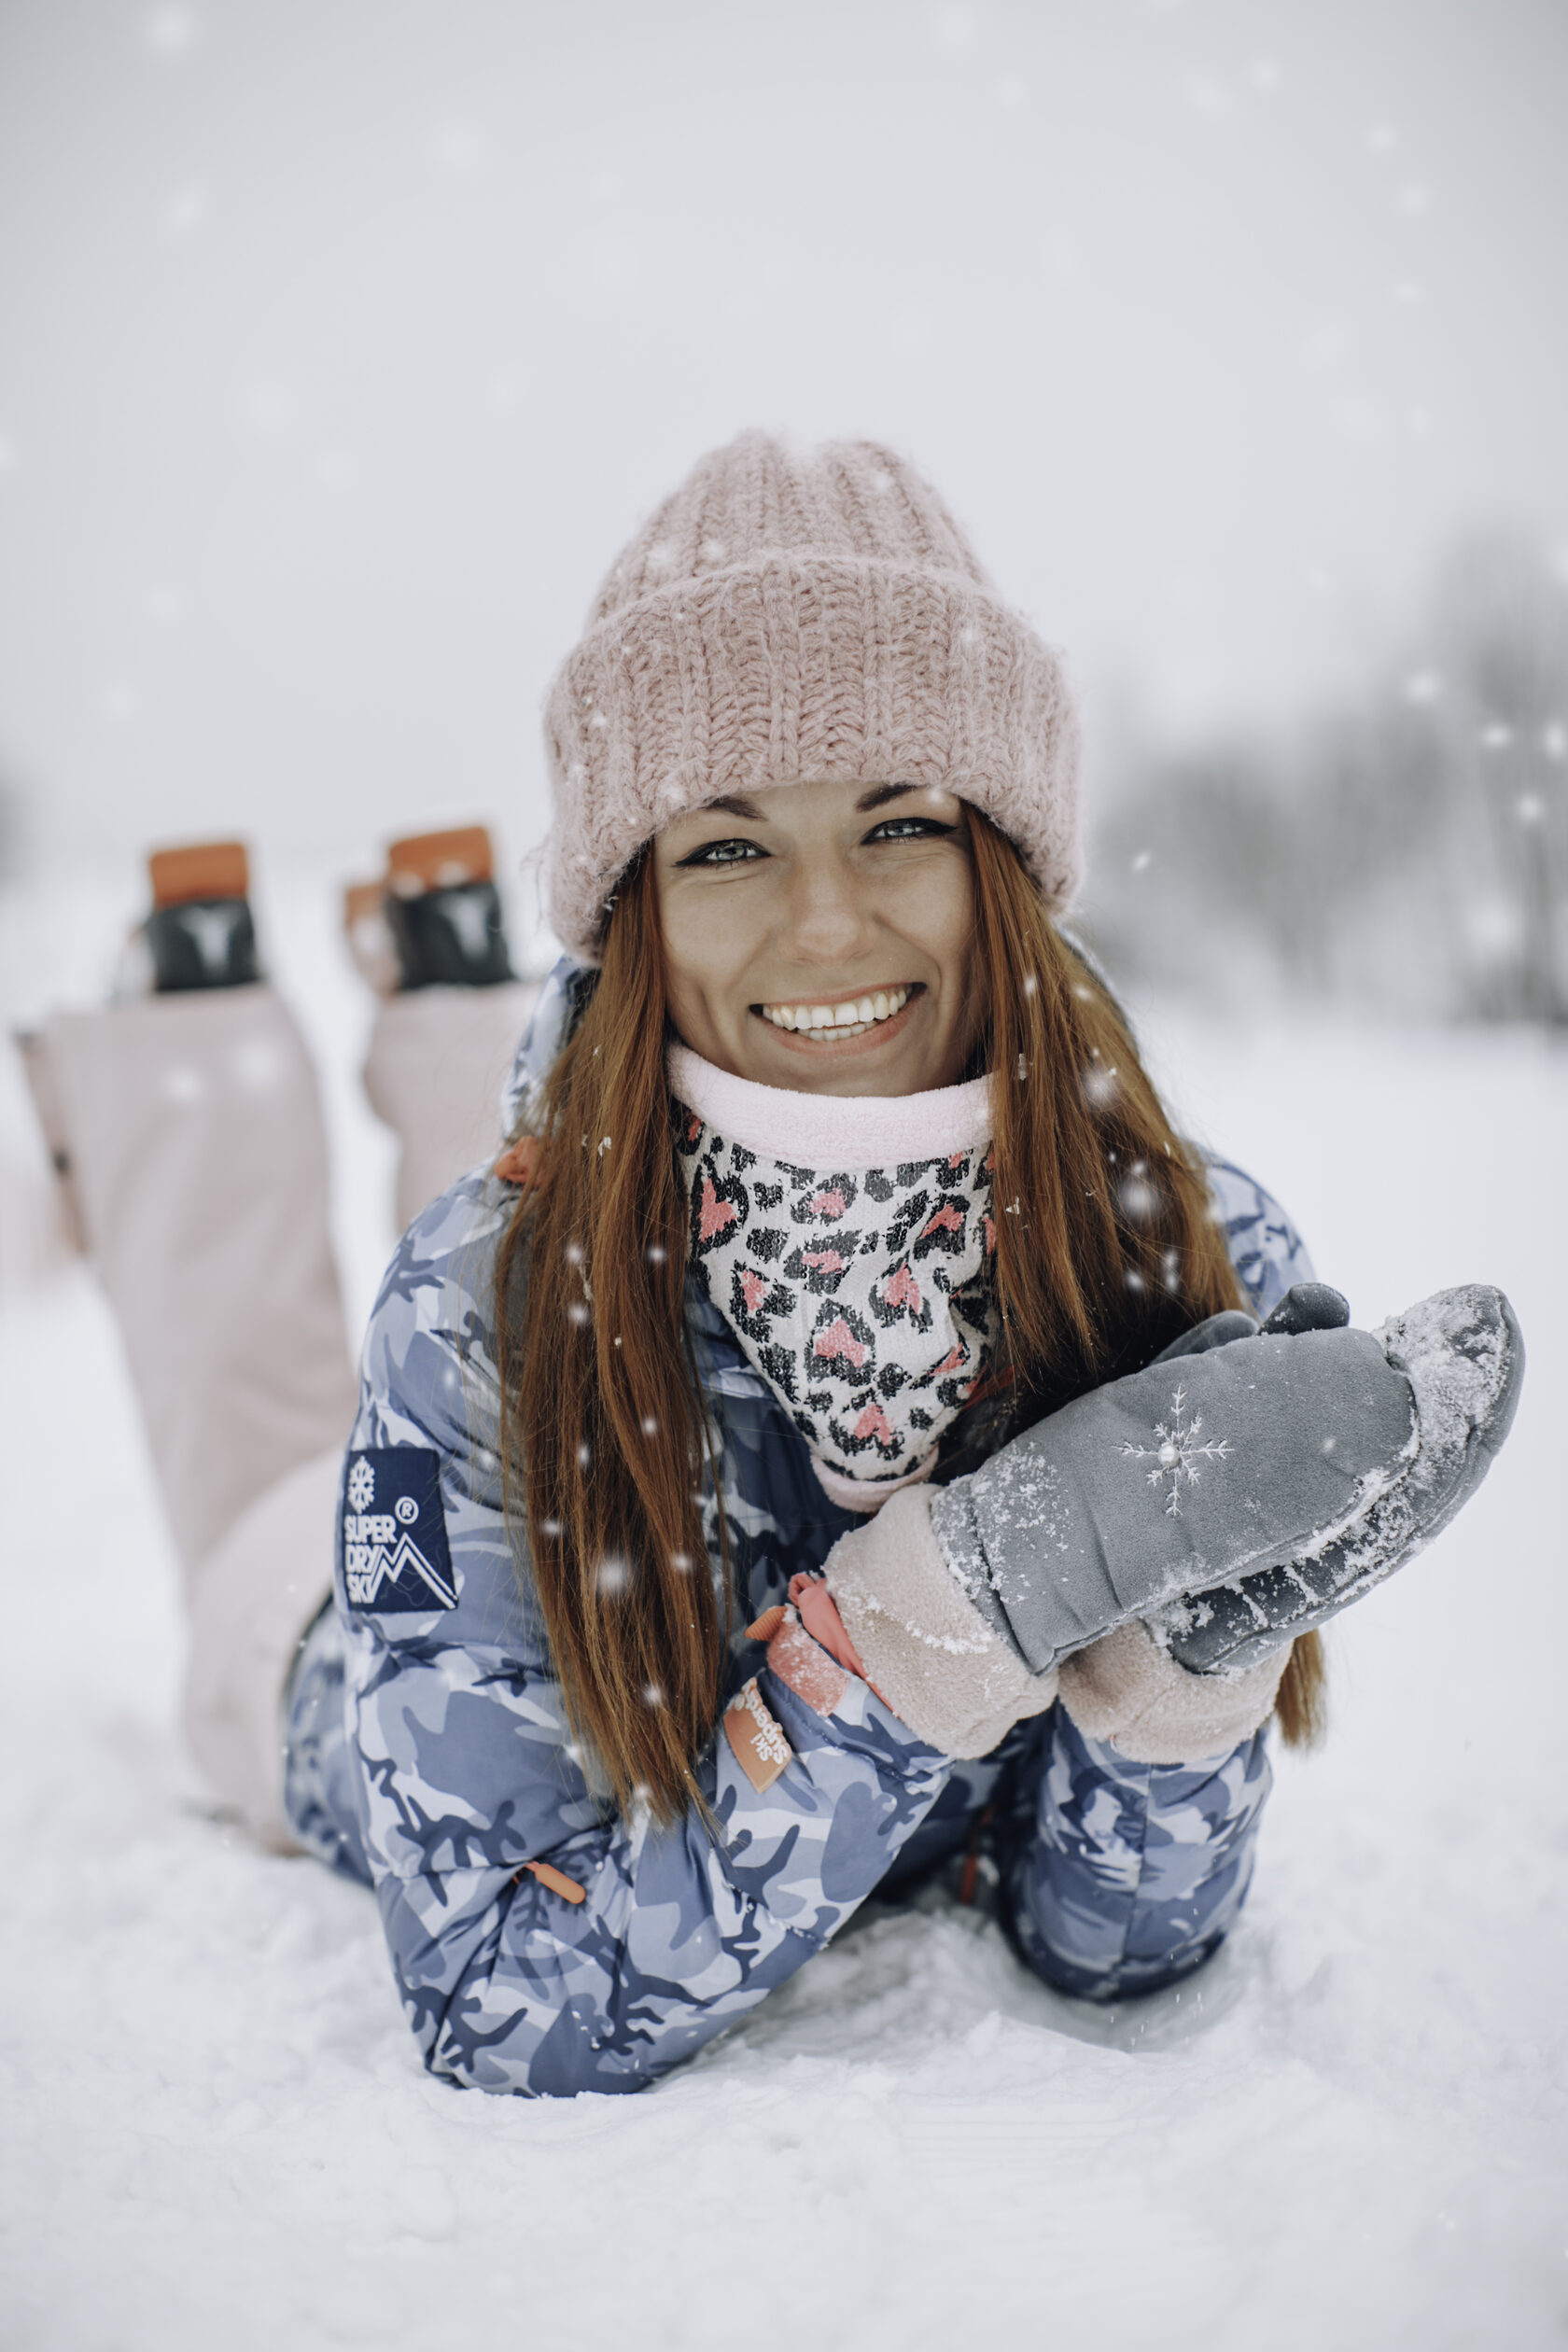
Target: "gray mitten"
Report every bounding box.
[928,1281,1524,1679]
[1157,1283,1524,1672]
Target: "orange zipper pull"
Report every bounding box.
[523,1858,586,1904]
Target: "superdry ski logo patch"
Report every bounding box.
[342,1449,457,1611]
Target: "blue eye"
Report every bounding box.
[679,837,765,867]
[866,817,953,843]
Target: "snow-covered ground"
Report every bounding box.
[1,866,1565,2352]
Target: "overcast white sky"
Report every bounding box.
[1,0,1564,886]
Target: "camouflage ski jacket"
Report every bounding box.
[283,963,1309,2095]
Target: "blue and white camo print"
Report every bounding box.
[282,959,1311,2094]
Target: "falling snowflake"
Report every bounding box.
[1121,1384,1232,1518]
[347,1458,374,1513]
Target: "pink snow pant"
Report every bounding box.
[21,979,534,1846]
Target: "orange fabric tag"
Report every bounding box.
[789,1575,872,1681]
[722,1677,792,1792]
[524,1858,586,1905]
[386,824,495,893]
[147,839,249,907]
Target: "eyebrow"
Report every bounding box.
[699,794,766,819]
[855,782,924,812]
[693,782,929,826]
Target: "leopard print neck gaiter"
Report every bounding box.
[669,1046,999,1513]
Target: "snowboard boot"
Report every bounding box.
[142,840,261,992]
[13,839,263,1257]
[342,826,517,995]
[345,825,536,1229]
[385,825,514,989]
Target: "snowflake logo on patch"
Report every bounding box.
[341,1448,457,1612]
[1121,1384,1232,1518]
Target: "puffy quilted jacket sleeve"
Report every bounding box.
[338,1172,954,2097]
[1206,1156,1315,1317]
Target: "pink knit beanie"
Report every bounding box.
[543,431,1081,963]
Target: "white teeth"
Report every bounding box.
[761,985,913,1036]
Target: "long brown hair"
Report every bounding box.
[496,817,1323,1823]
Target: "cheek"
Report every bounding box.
[657,913,707,1020]
[656,888,747,1029]
[895,857,975,994]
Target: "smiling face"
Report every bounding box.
[652,778,981,1096]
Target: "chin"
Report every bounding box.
[763,1049,936,1097]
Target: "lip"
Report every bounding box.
[749,985,925,1058]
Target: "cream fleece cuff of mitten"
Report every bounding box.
[1057,1621,1288,1765]
[820,1488,1057,1759]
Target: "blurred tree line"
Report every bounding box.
[1080,532,1568,1024]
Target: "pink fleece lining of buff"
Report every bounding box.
[665,1044,991,1170]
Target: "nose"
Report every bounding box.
[778,842,875,971]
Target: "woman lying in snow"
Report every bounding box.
[26,433,1523,2096]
